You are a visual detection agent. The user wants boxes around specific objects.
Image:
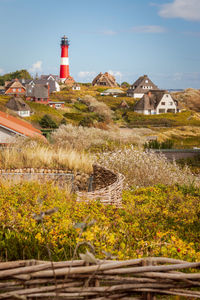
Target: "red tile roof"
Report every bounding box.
[0,111,46,140]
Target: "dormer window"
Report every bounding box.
[145,80,148,83]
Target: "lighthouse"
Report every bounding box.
[59,35,74,85]
[60,35,70,82]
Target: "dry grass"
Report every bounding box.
[98,147,200,187]
[172,88,200,112]
[81,95,113,121]
[0,139,93,173]
[158,126,200,141]
[51,124,153,151]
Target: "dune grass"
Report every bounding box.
[0,141,93,173]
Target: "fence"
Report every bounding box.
[0,257,200,299]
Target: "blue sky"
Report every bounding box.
[0,0,200,88]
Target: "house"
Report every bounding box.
[92,72,118,87]
[0,111,45,143]
[72,83,81,91]
[6,96,31,117]
[134,90,181,115]
[100,88,124,96]
[40,74,59,82]
[5,79,26,95]
[26,84,49,103]
[127,75,158,98]
[24,76,60,94]
[48,101,65,109]
[64,75,75,87]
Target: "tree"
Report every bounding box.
[39,115,58,129]
[121,82,130,88]
[0,69,32,85]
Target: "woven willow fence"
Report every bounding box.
[0,257,200,299]
[77,173,125,207]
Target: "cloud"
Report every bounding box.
[29,61,42,73]
[108,70,122,77]
[158,0,200,21]
[77,71,96,79]
[131,25,166,33]
[0,68,4,75]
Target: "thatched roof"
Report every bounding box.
[134,90,175,111]
[127,75,158,95]
[26,84,49,99]
[5,79,26,90]
[6,96,31,112]
[92,72,118,87]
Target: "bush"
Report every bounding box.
[39,114,58,129]
[144,139,174,150]
[98,147,199,187]
[79,116,94,127]
[0,182,200,261]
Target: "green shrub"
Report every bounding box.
[39,114,58,129]
[144,139,174,149]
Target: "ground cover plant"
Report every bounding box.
[0,181,199,262]
[125,111,200,127]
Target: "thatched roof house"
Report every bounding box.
[5,79,26,95]
[92,72,118,87]
[6,96,31,117]
[127,75,158,98]
[134,90,180,115]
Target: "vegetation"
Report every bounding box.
[51,124,151,151]
[0,182,199,261]
[99,147,199,187]
[0,140,93,173]
[39,114,58,129]
[0,69,32,85]
[144,139,174,150]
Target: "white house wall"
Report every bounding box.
[156,94,177,114]
[0,127,16,143]
[55,82,60,92]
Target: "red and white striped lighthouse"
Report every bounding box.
[60,35,70,82]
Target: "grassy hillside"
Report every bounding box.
[173,88,200,112]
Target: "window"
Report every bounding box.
[161,102,165,105]
[145,80,148,83]
[170,102,173,105]
[13,88,16,92]
[18,88,21,92]
[159,109,165,113]
[55,104,61,108]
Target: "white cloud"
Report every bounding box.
[78,71,96,79]
[0,68,4,75]
[29,61,42,73]
[108,70,122,77]
[131,25,166,33]
[159,0,200,21]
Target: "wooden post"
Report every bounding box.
[142,258,156,300]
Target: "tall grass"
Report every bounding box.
[0,143,93,173]
[98,147,200,187]
[51,124,151,151]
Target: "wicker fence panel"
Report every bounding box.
[0,258,200,299]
